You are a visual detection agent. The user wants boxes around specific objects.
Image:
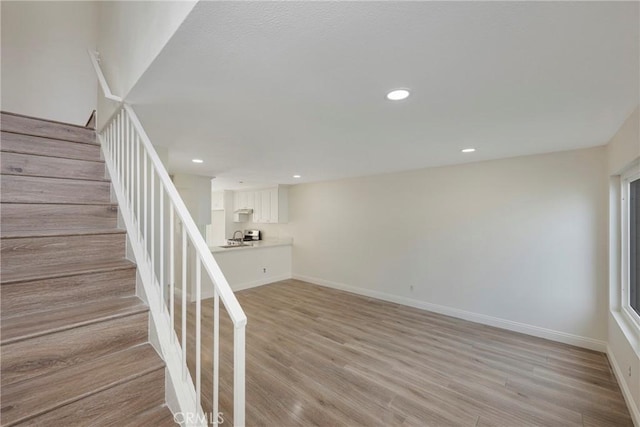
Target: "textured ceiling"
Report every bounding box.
[128,1,639,190]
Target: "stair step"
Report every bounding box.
[1,112,96,144]
[1,175,111,204]
[0,258,135,285]
[0,112,172,425]
[1,311,148,387]
[1,203,118,232]
[1,152,107,181]
[1,231,127,283]
[0,343,163,426]
[1,296,147,345]
[1,264,135,318]
[0,227,125,239]
[15,368,166,427]
[128,405,177,426]
[1,131,102,161]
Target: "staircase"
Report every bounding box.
[0,112,176,426]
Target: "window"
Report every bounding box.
[630,178,639,316]
[622,164,640,324]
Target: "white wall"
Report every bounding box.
[96,0,197,128]
[233,220,291,241]
[211,246,292,295]
[609,108,640,175]
[208,210,226,246]
[606,107,640,423]
[172,173,211,237]
[285,146,609,349]
[1,1,97,125]
[207,190,237,245]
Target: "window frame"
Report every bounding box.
[621,162,640,329]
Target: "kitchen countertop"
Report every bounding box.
[210,238,293,253]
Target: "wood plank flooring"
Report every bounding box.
[178,279,633,426]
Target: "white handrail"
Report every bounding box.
[87,49,123,103]
[123,105,247,327]
[90,51,246,427]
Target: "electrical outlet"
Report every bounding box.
[263,267,267,274]
[628,366,632,377]
[410,285,414,292]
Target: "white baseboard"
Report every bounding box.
[607,345,640,426]
[198,273,293,299]
[232,273,293,292]
[293,274,607,352]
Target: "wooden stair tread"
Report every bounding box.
[1,151,107,182]
[0,130,99,146]
[1,111,97,145]
[1,173,110,183]
[1,227,125,239]
[20,369,166,427]
[0,258,136,285]
[1,203,118,232]
[0,343,163,426]
[1,175,111,205]
[1,296,147,345]
[127,405,177,426]
[1,131,102,162]
[1,232,127,283]
[1,312,149,388]
[1,268,136,319]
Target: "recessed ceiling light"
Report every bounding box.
[461,148,476,153]
[386,89,410,101]
[293,175,301,179]
[192,159,204,163]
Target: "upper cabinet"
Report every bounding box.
[233,185,289,223]
[234,191,254,211]
[261,190,271,222]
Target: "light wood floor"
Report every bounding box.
[179,279,632,426]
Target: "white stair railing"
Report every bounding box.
[89,50,246,427]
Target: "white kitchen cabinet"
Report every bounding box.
[233,191,252,210]
[233,190,256,222]
[234,190,255,210]
[270,188,278,222]
[233,185,289,224]
[246,191,255,211]
[274,186,289,223]
[261,190,271,223]
[253,191,262,223]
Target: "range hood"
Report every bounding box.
[234,208,253,215]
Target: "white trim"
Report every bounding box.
[621,164,640,331]
[199,274,293,300]
[611,311,640,358]
[623,306,640,331]
[233,273,293,292]
[293,274,607,352]
[607,344,640,427]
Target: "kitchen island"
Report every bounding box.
[207,239,293,294]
